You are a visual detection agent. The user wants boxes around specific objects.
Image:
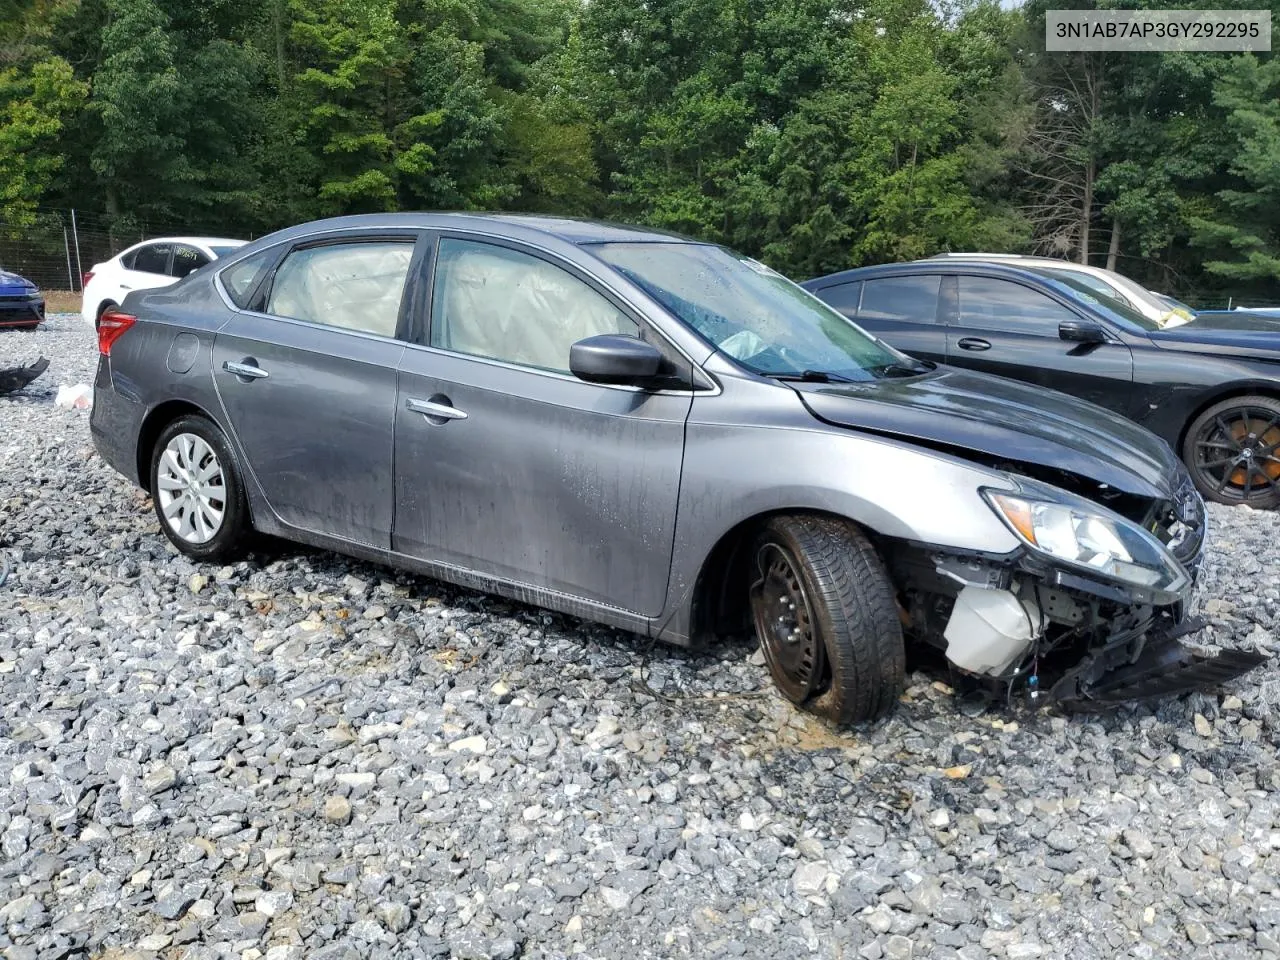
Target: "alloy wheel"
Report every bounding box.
[1191,406,1280,504]
[750,542,825,702]
[156,432,227,544]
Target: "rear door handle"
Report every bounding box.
[406,397,468,421]
[120,284,132,291]
[223,359,269,380]
[957,337,992,352]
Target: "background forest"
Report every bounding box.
[0,0,1278,303]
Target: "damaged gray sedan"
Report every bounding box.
[89,214,1265,722]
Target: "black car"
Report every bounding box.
[803,262,1280,509]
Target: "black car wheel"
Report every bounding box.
[1184,396,1280,508]
[749,515,905,723]
[150,414,253,561]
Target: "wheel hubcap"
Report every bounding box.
[157,433,226,544]
[749,543,825,702]
[1193,407,1280,502]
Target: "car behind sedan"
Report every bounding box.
[0,268,45,329]
[81,236,246,328]
[804,261,1280,510]
[90,215,1264,722]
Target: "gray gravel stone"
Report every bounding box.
[4,316,1280,959]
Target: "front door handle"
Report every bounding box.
[957,337,992,352]
[407,397,468,422]
[223,359,269,380]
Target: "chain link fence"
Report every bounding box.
[0,207,255,293]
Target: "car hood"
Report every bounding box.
[1148,318,1280,361]
[793,366,1180,500]
[0,271,34,294]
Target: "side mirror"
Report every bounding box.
[1059,319,1106,344]
[569,334,665,386]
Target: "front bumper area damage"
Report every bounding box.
[0,356,49,396]
[889,543,1268,710]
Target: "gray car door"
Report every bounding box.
[393,235,693,617]
[212,234,420,547]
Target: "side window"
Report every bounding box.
[221,248,276,309]
[119,250,138,270]
[132,243,172,275]
[430,238,638,373]
[171,245,210,278]
[958,276,1078,334]
[859,275,942,324]
[265,241,414,338]
[817,281,862,316]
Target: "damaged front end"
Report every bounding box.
[888,471,1267,709]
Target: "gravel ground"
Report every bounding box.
[3,316,1280,960]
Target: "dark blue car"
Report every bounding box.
[0,268,45,329]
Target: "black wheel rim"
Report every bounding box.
[749,542,825,703]
[1191,406,1280,504]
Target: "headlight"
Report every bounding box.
[984,490,1187,596]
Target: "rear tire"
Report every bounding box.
[748,515,905,724]
[150,414,253,562]
[1183,396,1280,509]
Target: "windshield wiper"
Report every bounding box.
[770,369,861,384]
[872,360,934,378]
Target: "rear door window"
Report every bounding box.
[171,245,210,278]
[132,243,173,275]
[265,240,415,338]
[859,275,942,324]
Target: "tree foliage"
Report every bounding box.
[1,0,1276,303]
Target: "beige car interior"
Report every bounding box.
[268,242,413,337]
[432,240,637,372]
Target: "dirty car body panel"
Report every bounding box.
[90,214,1265,711]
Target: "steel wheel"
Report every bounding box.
[750,541,826,702]
[1189,403,1280,505]
[156,432,227,544]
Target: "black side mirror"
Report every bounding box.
[1059,319,1106,344]
[569,334,665,387]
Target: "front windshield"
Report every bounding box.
[1029,268,1163,331]
[592,242,919,381]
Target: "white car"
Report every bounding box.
[928,253,1194,328]
[81,236,246,327]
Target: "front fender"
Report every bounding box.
[656,383,1021,644]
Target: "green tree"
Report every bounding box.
[0,55,86,225]
[1190,56,1280,287]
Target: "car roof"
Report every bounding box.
[233,213,701,251]
[124,236,247,251]
[801,259,1069,289]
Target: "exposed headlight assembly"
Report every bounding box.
[984,490,1189,601]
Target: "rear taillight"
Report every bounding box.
[98,310,136,356]
[82,271,94,288]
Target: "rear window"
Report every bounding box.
[859,275,942,324]
[132,243,172,275]
[220,249,276,309]
[209,245,243,259]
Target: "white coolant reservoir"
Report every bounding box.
[943,586,1042,676]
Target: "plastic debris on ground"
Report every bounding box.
[54,382,93,410]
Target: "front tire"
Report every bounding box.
[150,414,252,562]
[749,515,905,724]
[1183,396,1280,508]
